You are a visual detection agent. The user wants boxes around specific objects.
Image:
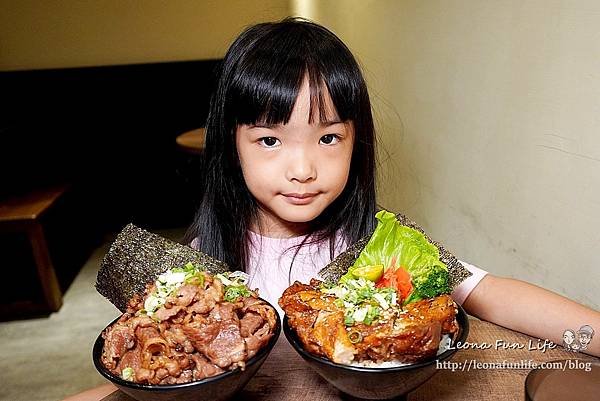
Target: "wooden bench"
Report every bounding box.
[0,185,68,313]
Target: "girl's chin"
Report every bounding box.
[254,205,322,235]
[277,205,324,223]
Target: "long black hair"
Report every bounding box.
[185,17,377,271]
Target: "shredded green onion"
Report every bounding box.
[216,271,252,302]
[144,262,205,319]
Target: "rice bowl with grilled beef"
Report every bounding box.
[100,264,277,385]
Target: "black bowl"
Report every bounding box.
[283,304,469,400]
[93,303,281,401]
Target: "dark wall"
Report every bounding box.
[1,59,221,231]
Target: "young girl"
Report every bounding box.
[185,17,376,310]
[183,17,600,357]
[67,16,599,401]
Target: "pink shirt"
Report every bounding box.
[245,231,487,314]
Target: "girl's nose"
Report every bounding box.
[286,150,317,183]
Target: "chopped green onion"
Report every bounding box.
[216,271,252,302]
[121,367,135,381]
[224,285,251,302]
[348,331,362,343]
[363,306,380,325]
[320,277,395,326]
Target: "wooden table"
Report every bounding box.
[101,318,599,401]
[175,128,206,155]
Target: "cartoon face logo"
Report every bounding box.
[562,329,576,350]
[577,325,594,350]
[563,325,595,352]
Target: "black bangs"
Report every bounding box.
[226,19,362,126]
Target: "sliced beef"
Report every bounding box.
[168,284,199,307]
[187,287,218,315]
[181,317,221,352]
[102,324,136,369]
[205,306,246,368]
[191,353,224,380]
[239,312,264,337]
[154,305,184,322]
[244,323,273,358]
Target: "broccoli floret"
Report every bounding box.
[404,265,451,304]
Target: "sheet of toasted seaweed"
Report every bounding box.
[96,224,230,312]
[318,212,472,290]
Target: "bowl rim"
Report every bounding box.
[283,302,469,372]
[93,297,281,391]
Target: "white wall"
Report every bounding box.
[296,0,600,309]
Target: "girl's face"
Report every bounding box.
[563,330,575,345]
[236,79,354,237]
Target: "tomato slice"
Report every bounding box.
[375,268,394,289]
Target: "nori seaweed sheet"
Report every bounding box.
[318,212,472,290]
[96,224,230,312]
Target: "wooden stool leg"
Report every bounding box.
[28,222,62,311]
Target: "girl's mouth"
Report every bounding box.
[282,192,319,205]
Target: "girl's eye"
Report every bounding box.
[320,134,340,145]
[259,137,280,148]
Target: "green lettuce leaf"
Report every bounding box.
[351,210,450,303]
